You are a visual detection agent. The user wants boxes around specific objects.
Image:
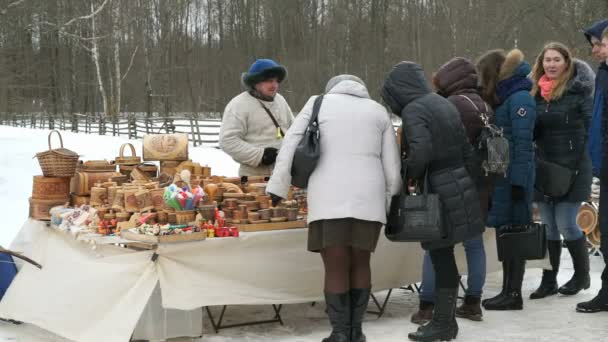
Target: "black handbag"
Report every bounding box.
[291,95,324,188]
[385,169,444,242]
[496,223,547,261]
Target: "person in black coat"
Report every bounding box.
[529,42,594,300]
[382,61,484,342]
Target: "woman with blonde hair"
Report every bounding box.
[529,42,594,299]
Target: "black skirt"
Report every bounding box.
[307,218,382,253]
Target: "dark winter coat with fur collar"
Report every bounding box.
[534,60,595,202]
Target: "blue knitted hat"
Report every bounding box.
[242,59,287,88]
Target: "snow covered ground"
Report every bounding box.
[0,125,607,341]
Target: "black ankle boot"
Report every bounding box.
[482,261,509,308]
[408,288,459,342]
[323,292,351,342]
[530,240,561,299]
[559,237,590,295]
[455,295,482,321]
[350,288,370,342]
[577,285,608,313]
[484,259,525,310]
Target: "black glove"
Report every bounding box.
[269,193,283,207]
[261,147,278,166]
[511,185,525,201]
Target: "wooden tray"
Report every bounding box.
[235,220,307,232]
[121,229,207,244]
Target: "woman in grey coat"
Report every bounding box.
[267,75,401,342]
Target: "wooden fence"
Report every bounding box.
[0,112,402,149]
[0,112,222,147]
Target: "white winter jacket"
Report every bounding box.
[219,91,294,176]
[266,80,402,224]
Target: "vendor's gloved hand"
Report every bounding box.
[269,193,283,207]
[261,147,278,166]
[511,185,525,201]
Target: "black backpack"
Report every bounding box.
[459,95,510,177]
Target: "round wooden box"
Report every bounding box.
[29,198,68,221]
[71,193,90,207]
[32,176,71,201]
[577,202,598,235]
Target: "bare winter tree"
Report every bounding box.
[0,0,606,119]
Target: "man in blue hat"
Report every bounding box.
[220,59,294,177]
[578,19,608,314]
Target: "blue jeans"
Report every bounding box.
[537,201,584,241]
[419,235,486,302]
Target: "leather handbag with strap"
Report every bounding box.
[385,167,444,242]
[291,95,324,188]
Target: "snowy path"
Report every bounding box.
[0,125,606,341]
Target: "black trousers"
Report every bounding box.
[429,245,460,289]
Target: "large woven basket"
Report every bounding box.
[115,143,141,166]
[35,130,79,178]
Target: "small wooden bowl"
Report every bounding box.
[248,212,260,221]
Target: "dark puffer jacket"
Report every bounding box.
[435,57,495,221]
[534,60,594,202]
[382,61,484,251]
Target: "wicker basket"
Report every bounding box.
[175,210,196,224]
[116,143,141,165]
[35,130,79,177]
[116,143,142,176]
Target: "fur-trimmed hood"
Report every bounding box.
[499,49,530,80]
[567,59,596,97]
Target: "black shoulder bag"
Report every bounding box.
[535,143,583,200]
[291,95,324,188]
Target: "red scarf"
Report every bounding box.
[538,74,555,101]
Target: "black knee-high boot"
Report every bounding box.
[350,288,370,342]
[483,259,525,310]
[408,288,459,342]
[323,292,351,342]
[559,237,590,295]
[482,261,509,308]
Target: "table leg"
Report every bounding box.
[367,289,393,318]
[204,304,284,333]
